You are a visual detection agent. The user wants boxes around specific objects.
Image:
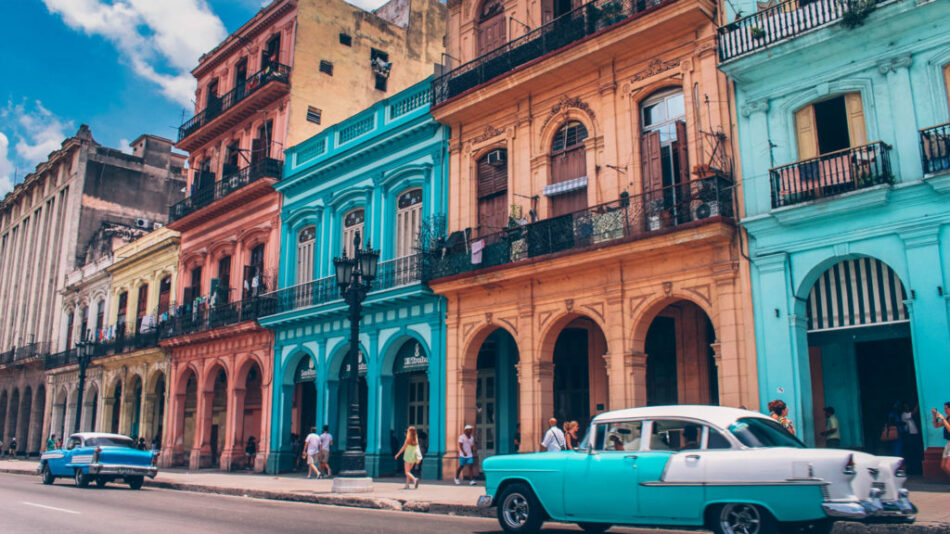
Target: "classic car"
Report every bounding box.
[477,406,915,534]
[39,432,158,489]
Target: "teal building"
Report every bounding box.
[260,80,448,478]
[719,0,950,477]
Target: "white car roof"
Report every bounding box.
[70,432,133,441]
[592,405,773,429]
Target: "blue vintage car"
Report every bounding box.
[39,432,158,489]
[477,406,915,534]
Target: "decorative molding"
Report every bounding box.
[662,281,673,297]
[580,302,605,324]
[631,58,681,83]
[497,316,518,336]
[564,298,574,313]
[877,55,912,76]
[541,96,596,130]
[683,284,712,307]
[628,295,649,318]
[740,99,769,118]
[537,310,553,332]
[471,125,504,144]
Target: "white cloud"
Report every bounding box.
[0,100,74,195]
[0,133,14,196]
[42,0,228,107]
[118,138,133,154]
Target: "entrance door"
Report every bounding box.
[553,328,590,433]
[210,424,219,466]
[407,373,429,442]
[475,369,496,458]
[646,317,678,405]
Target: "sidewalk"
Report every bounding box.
[1,458,947,531]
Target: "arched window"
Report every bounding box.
[396,189,422,259]
[343,209,365,257]
[477,0,506,56]
[640,89,688,225]
[548,121,589,216]
[296,225,316,285]
[476,149,508,235]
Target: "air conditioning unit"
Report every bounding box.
[135,218,150,229]
[486,149,506,166]
[693,201,721,220]
[152,222,164,230]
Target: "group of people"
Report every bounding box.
[302,426,333,479]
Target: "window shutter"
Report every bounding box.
[944,64,950,114]
[844,93,867,148]
[542,0,554,23]
[640,130,663,192]
[795,105,818,160]
[674,120,689,182]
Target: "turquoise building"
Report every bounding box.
[259,79,448,478]
[719,0,950,477]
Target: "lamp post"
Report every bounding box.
[73,336,95,433]
[331,232,379,493]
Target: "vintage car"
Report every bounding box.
[477,406,915,534]
[39,432,158,489]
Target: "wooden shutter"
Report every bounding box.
[640,130,663,192]
[551,146,586,184]
[478,14,506,55]
[674,120,689,182]
[542,0,554,23]
[795,105,818,160]
[251,138,263,164]
[944,64,950,114]
[844,93,867,148]
[478,193,508,235]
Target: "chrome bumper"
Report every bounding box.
[88,463,158,479]
[822,497,916,522]
[476,495,494,509]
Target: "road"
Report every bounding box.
[0,473,689,534]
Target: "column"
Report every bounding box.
[192,386,214,469]
[878,56,919,182]
[714,273,744,408]
[738,100,772,217]
[517,359,552,454]
[223,384,244,471]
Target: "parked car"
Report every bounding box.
[477,406,915,534]
[39,432,158,489]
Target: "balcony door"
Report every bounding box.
[395,189,422,285]
[549,121,589,217]
[252,120,273,164]
[542,0,578,23]
[640,89,689,223]
[478,0,506,55]
[477,150,508,236]
[795,93,866,160]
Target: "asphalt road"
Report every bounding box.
[0,473,687,534]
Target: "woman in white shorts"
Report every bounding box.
[932,401,950,478]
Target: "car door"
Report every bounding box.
[562,420,644,522]
[51,435,82,475]
[635,419,707,525]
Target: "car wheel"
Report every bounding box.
[577,522,611,533]
[497,483,544,534]
[712,503,776,534]
[74,469,89,488]
[95,477,108,488]
[41,463,54,485]
[127,476,144,490]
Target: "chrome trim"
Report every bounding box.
[88,463,158,478]
[640,479,829,487]
[822,502,867,519]
[476,495,494,509]
[822,499,916,522]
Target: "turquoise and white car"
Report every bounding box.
[477,406,915,534]
[39,432,158,489]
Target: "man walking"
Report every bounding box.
[303,427,321,479]
[318,425,333,478]
[7,436,17,458]
[822,406,841,448]
[46,434,56,452]
[541,418,566,452]
[455,424,477,486]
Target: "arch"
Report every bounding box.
[238,225,271,251]
[461,321,521,371]
[538,109,597,155]
[201,359,230,392]
[630,293,717,354]
[282,347,318,386]
[283,206,324,232]
[82,381,100,432]
[379,330,431,378]
[378,162,433,192]
[326,339,371,381]
[538,311,609,362]
[793,252,909,305]
[175,362,201,393]
[235,352,269,389]
[17,386,32,452]
[146,368,167,395]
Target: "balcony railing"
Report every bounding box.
[44,332,161,369]
[168,158,282,223]
[10,342,50,362]
[178,62,291,142]
[258,255,424,317]
[434,0,672,104]
[0,350,13,365]
[770,142,892,208]
[159,297,265,339]
[921,122,950,176]
[424,176,733,280]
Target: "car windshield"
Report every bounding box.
[85,436,136,448]
[728,417,806,448]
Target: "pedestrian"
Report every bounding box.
[7,436,17,458]
[56,437,63,450]
[541,417,566,452]
[513,423,521,452]
[303,426,321,479]
[137,437,148,451]
[46,434,56,452]
[395,426,423,489]
[821,407,841,448]
[245,436,257,469]
[564,421,579,450]
[455,424,477,486]
[886,401,903,457]
[768,400,795,435]
[151,434,161,452]
[318,425,333,478]
[931,402,950,479]
[901,403,923,474]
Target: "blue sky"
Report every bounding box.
[0,0,387,196]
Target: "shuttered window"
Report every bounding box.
[944,64,950,113]
[343,209,365,257]
[477,0,506,55]
[296,226,316,285]
[795,92,867,160]
[806,258,908,332]
[477,150,508,234]
[550,121,589,216]
[396,189,422,259]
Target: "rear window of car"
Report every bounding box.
[85,436,136,448]
[729,417,806,448]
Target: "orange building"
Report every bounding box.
[428,0,758,474]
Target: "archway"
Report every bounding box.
[643,300,718,406]
[801,258,920,471]
[7,389,19,451]
[474,329,519,457]
[391,339,431,460]
[237,360,264,470]
[209,367,228,467]
[148,372,166,447]
[110,381,122,434]
[83,383,99,433]
[289,354,317,459]
[17,386,32,455]
[0,390,7,442]
[549,317,609,438]
[129,375,143,439]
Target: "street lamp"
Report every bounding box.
[331,231,378,493]
[73,335,95,433]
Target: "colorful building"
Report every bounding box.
[718,0,950,478]
[160,0,445,471]
[259,80,448,478]
[429,0,757,476]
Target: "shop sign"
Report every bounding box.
[295,358,316,383]
[395,340,428,374]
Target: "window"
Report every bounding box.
[649,419,703,451]
[296,226,316,285]
[95,300,105,339]
[477,0,506,55]
[262,34,280,66]
[244,244,266,298]
[234,58,248,96]
[375,76,388,92]
[80,306,89,342]
[306,106,322,125]
[135,284,148,332]
[794,93,867,160]
[707,427,733,449]
[548,121,589,216]
[319,60,333,76]
[641,89,689,224]
[591,420,643,451]
[216,256,231,304]
[158,277,171,316]
[342,209,365,256]
[190,267,202,297]
[339,33,352,46]
[371,48,389,63]
[116,291,128,339]
[252,120,274,163]
[728,417,806,449]
[85,436,135,448]
[542,0,574,23]
[66,437,82,450]
[476,150,508,235]
[396,189,422,259]
[65,311,75,350]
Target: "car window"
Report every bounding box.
[649,420,703,451]
[66,437,82,450]
[591,421,643,452]
[86,436,136,448]
[706,427,733,449]
[729,417,806,448]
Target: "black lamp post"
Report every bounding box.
[73,335,95,434]
[333,232,379,483]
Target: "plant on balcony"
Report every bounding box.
[647,199,666,231]
[599,0,626,26]
[839,0,876,29]
[749,26,766,40]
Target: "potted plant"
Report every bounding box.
[749,26,766,40]
[647,199,666,231]
[839,0,875,29]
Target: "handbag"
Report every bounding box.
[880,424,899,442]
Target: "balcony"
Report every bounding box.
[718,0,880,62]
[0,343,50,367]
[44,333,160,370]
[434,0,677,105]
[425,176,733,280]
[259,255,424,317]
[921,122,950,176]
[159,297,266,340]
[167,157,282,228]
[769,142,892,209]
[176,62,291,152]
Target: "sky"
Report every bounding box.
[0,0,389,196]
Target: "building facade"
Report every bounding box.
[161,0,445,472]
[0,128,184,456]
[259,80,448,478]
[718,0,950,479]
[429,0,757,476]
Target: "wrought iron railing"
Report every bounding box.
[769,142,892,208]
[45,349,82,369]
[159,297,266,339]
[178,62,291,142]
[11,342,50,362]
[43,332,161,369]
[921,122,950,176]
[433,0,672,104]
[0,349,13,365]
[718,0,878,62]
[258,255,424,317]
[424,176,733,280]
[168,158,282,223]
